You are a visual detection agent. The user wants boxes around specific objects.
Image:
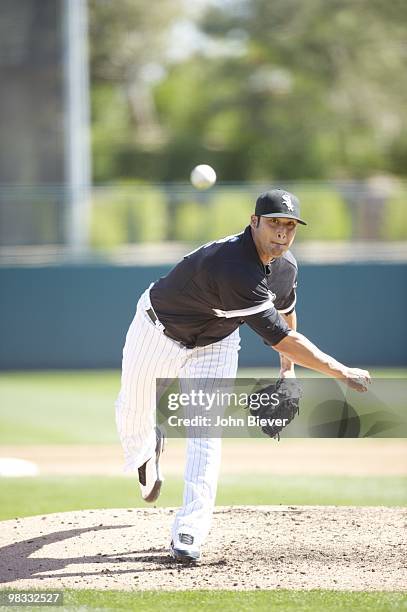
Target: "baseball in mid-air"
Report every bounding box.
[190,164,217,190]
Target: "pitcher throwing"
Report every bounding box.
[115,188,370,563]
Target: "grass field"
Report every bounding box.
[1,474,406,522]
[0,368,405,445]
[0,589,404,612]
[0,370,406,611]
[0,368,405,521]
[67,589,404,611]
[0,371,120,445]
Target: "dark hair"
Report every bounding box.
[256,215,261,227]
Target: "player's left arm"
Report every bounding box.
[279,309,297,378]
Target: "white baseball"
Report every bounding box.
[190,164,217,190]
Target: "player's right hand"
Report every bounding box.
[343,368,371,392]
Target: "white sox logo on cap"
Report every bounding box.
[282,193,294,211]
[255,188,307,224]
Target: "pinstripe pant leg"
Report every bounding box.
[115,290,186,471]
[172,328,240,545]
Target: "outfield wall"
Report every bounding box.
[1,263,406,369]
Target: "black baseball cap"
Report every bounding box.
[255,189,307,225]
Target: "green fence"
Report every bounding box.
[1,263,406,369]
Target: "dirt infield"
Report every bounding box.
[0,506,405,592]
[1,439,406,476]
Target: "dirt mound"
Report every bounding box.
[0,506,405,591]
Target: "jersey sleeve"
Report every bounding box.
[267,252,298,315]
[277,282,297,315]
[244,307,290,346]
[213,262,291,346]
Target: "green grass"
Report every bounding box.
[0,474,405,522]
[1,371,405,608]
[0,369,405,445]
[65,590,407,611]
[0,589,405,611]
[0,371,120,444]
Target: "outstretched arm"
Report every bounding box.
[274,331,371,392]
[243,306,370,391]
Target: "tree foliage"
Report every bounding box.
[89,0,407,181]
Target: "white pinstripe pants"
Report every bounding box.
[115,288,240,545]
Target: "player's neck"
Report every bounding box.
[256,247,275,266]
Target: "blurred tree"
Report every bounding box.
[89,0,407,181]
[88,0,183,180]
[192,0,407,179]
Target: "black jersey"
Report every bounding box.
[150,226,298,349]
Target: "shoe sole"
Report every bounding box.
[170,544,200,563]
[141,427,165,503]
[143,478,162,503]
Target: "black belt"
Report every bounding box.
[145,307,195,349]
[146,307,159,326]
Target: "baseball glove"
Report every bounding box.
[247,378,303,440]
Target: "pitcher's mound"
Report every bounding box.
[0,506,405,591]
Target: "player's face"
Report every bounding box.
[250,215,298,262]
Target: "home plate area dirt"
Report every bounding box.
[0,506,405,591]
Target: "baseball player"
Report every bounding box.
[115,188,370,563]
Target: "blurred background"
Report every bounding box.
[0,0,405,515]
[0,0,406,369]
[1,0,407,252]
